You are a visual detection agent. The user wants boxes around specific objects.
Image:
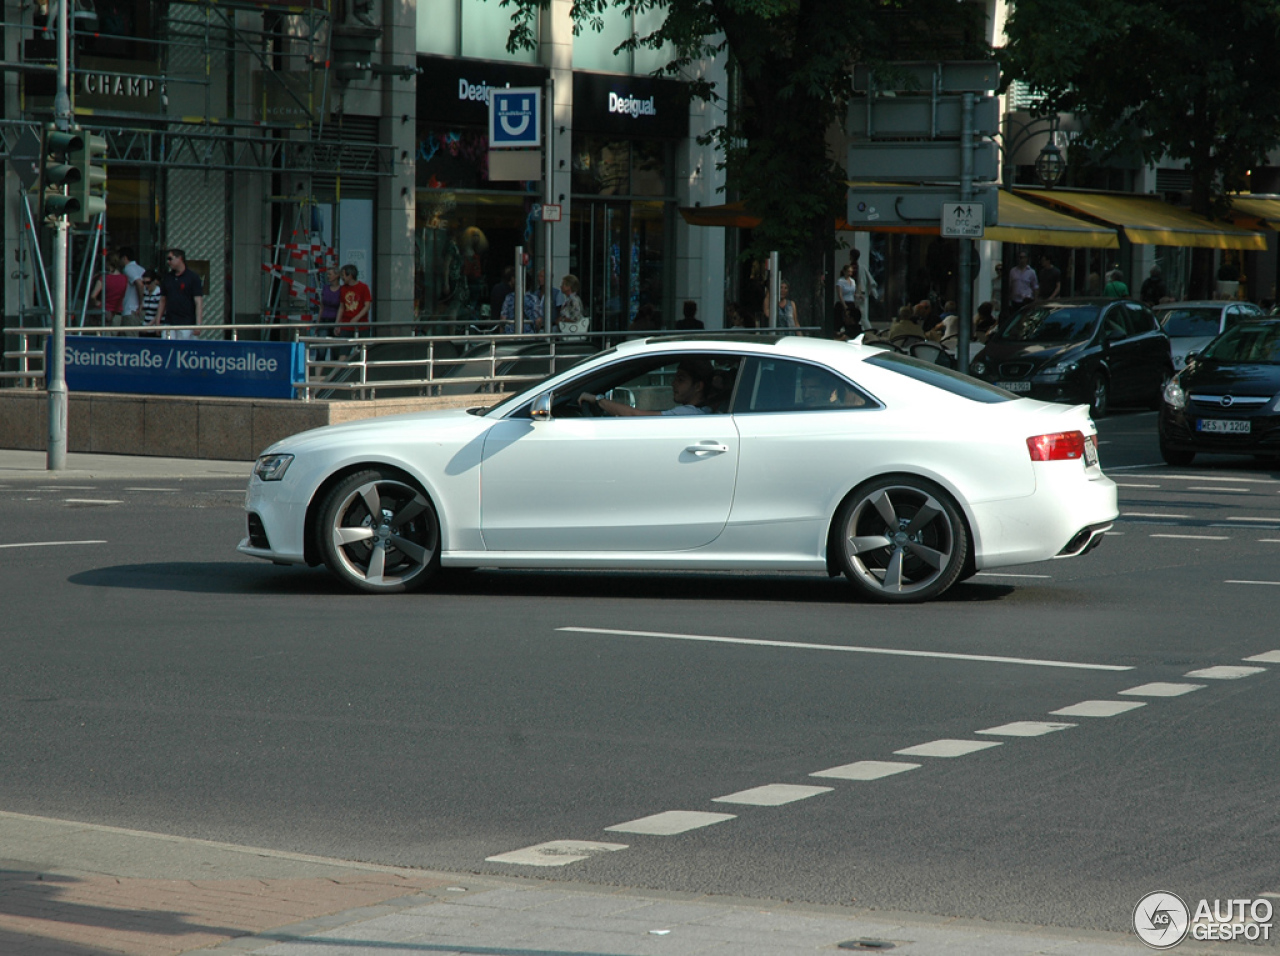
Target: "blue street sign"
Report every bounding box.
[489,87,541,149]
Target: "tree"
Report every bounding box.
[501,0,989,328]
[1003,0,1280,218]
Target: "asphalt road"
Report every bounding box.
[1,410,1278,940]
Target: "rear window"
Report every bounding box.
[865,352,1017,403]
[1159,308,1221,337]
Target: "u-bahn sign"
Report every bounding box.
[488,88,541,149]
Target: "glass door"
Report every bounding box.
[569,200,668,333]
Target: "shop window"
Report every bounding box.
[572,137,630,196]
[631,139,667,196]
[417,126,537,192]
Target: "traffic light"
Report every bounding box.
[69,127,107,224]
[39,125,83,221]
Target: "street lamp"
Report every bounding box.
[1001,111,1068,191]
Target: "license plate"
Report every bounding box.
[1196,419,1251,434]
[1084,435,1099,466]
[996,380,1031,393]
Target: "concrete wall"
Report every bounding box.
[0,392,508,461]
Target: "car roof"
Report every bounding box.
[1156,300,1248,309]
[610,333,882,365]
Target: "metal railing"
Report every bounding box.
[2,322,800,399]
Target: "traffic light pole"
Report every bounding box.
[47,0,72,471]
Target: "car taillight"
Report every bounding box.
[1027,431,1086,461]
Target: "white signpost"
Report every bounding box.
[941,202,986,238]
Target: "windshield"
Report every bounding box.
[1199,322,1280,364]
[996,306,1099,343]
[1159,308,1221,338]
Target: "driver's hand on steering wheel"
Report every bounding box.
[577,391,598,407]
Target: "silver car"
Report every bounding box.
[1157,300,1264,370]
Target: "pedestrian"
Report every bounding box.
[1038,254,1062,300]
[336,263,372,337]
[836,264,857,312]
[154,248,204,340]
[676,300,703,330]
[557,274,587,334]
[140,269,162,337]
[765,280,798,330]
[1140,266,1168,307]
[974,300,998,342]
[88,253,128,331]
[319,266,342,332]
[1103,269,1129,298]
[117,247,147,332]
[1008,251,1039,313]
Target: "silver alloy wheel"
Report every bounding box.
[1090,373,1109,417]
[321,473,438,592]
[838,480,965,602]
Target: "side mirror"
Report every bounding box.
[531,392,553,421]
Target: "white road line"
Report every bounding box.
[1259,539,1280,543]
[1187,486,1251,494]
[894,739,1002,758]
[1123,512,1190,519]
[1115,483,1161,488]
[712,784,832,806]
[38,485,96,490]
[485,841,628,867]
[1184,665,1268,680]
[0,539,107,550]
[973,572,1052,579]
[1104,531,1125,536]
[1209,524,1280,531]
[810,760,921,781]
[1224,517,1280,523]
[1245,651,1280,663]
[1119,682,1205,698]
[605,811,735,836]
[1159,474,1280,485]
[1050,700,1146,718]
[63,499,123,505]
[124,487,180,493]
[557,628,1133,672]
[1150,533,1230,540]
[976,721,1076,737]
[1226,579,1280,586]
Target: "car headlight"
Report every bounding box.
[254,453,294,481]
[1034,361,1079,383]
[1163,378,1187,410]
[970,361,987,376]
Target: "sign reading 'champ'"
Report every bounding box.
[56,337,305,399]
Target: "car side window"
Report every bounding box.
[1122,302,1156,336]
[732,358,871,414]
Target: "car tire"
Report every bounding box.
[833,476,968,603]
[1160,443,1195,467]
[318,469,440,594]
[1089,373,1110,418]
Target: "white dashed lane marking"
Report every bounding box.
[1123,512,1189,519]
[1120,682,1206,697]
[1187,486,1252,494]
[1150,534,1229,540]
[894,739,1002,758]
[1227,580,1280,586]
[1050,700,1146,718]
[977,721,1075,737]
[1245,651,1280,663]
[63,499,122,505]
[1184,665,1268,680]
[485,841,627,867]
[974,572,1051,579]
[712,785,832,806]
[605,811,736,836]
[810,760,921,781]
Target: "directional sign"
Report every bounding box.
[941,202,986,238]
[489,87,541,149]
[846,184,999,228]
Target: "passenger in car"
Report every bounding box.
[579,358,715,417]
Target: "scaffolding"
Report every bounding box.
[1,0,397,343]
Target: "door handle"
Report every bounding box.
[686,442,729,456]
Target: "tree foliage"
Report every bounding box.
[1003,0,1280,216]
[501,0,989,323]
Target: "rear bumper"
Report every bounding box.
[972,468,1118,569]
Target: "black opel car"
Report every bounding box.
[1158,317,1280,465]
[970,298,1173,416]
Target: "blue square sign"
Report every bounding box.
[489,87,541,149]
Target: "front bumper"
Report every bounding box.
[1159,407,1280,455]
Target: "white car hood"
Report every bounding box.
[259,407,492,458]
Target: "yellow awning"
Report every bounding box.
[987,192,1118,248]
[1227,195,1280,229]
[1015,189,1267,250]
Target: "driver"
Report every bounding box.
[579,358,714,417]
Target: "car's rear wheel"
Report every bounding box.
[834,477,968,603]
[1160,443,1195,466]
[1090,373,1110,417]
[318,469,440,593]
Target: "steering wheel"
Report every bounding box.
[578,394,604,417]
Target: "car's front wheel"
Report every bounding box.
[1160,442,1195,467]
[1090,373,1110,417]
[834,476,968,603]
[318,469,440,593]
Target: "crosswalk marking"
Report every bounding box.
[894,739,1002,758]
[811,761,921,781]
[485,840,628,867]
[1119,682,1205,697]
[712,785,832,806]
[1050,700,1146,718]
[1183,665,1268,680]
[977,721,1075,737]
[605,811,736,836]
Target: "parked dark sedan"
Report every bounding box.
[970,298,1173,416]
[1158,317,1280,465]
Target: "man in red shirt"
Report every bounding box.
[336,264,372,336]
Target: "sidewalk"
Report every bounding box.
[3,811,1251,956]
[0,450,251,482]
